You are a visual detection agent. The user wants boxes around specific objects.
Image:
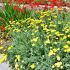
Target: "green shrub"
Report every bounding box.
[7,10,70,70]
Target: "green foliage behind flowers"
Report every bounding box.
[7,10,70,70]
[0,3,32,26]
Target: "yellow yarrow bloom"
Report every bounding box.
[52,65,55,68]
[16,22,21,25]
[53,42,57,44]
[16,55,21,61]
[55,32,61,37]
[48,50,55,56]
[56,55,60,61]
[44,39,50,45]
[41,24,44,27]
[0,54,7,63]
[51,30,56,33]
[63,45,69,49]
[53,16,57,18]
[30,63,35,69]
[15,59,17,62]
[66,48,70,52]
[63,45,70,52]
[58,21,61,24]
[68,35,70,38]
[15,63,19,69]
[13,29,21,32]
[60,66,63,69]
[52,62,63,68]
[48,48,59,56]
[0,46,3,50]
[43,27,47,31]
[8,46,13,50]
[53,48,57,52]
[31,37,38,42]
[20,65,23,68]
[34,30,38,33]
[32,43,36,47]
[54,62,62,68]
[48,18,51,20]
[67,41,70,44]
[35,20,43,24]
[31,33,35,36]
[63,36,67,39]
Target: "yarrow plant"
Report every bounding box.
[0,0,70,70]
[4,9,70,70]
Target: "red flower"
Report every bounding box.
[10,18,14,21]
[13,6,18,10]
[24,4,32,9]
[17,0,24,3]
[29,3,36,8]
[35,2,41,7]
[18,7,25,13]
[0,26,5,31]
[44,5,48,10]
[49,0,57,3]
[40,0,46,5]
[9,0,13,3]
[14,0,17,1]
[57,0,64,7]
[0,18,2,21]
[26,0,31,4]
[49,4,55,8]
[26,0,34,4]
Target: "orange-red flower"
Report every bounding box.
[18,7,26,13]
[49,0,57,3]
[49,4,55,8]
[0,18,2,21]
[9,0,13,3]
[13,6,18,10]
[0,26,5,31]
[17,0,24,3]
[44,5,48,10]
[10,18,14,21]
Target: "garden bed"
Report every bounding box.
[0,0,70,70]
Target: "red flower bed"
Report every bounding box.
[9,0,64,10]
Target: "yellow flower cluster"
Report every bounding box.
[15,63,20,70]
[63,22,70,34]
[67,41,70,44]
[63,45,70,52]
[31,37,38,43]
[31,37,39,47]
[15,55,21,70]
[0,54,7,63]
[30,63,35,69]
[8,45,13,50]
[56,55,61,61]
[52,61,63,69]
[15,55,21,62]
[5,21,22,33]
[13,28,21,32]
[48,48,60,56]
[0,46,3,50]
